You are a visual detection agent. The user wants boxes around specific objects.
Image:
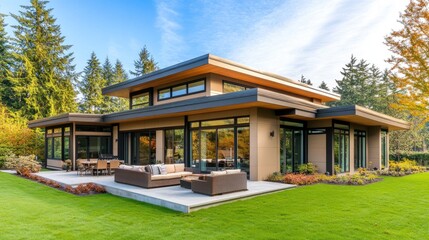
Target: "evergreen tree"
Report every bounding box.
[130,46,158,77]
[318,81,330,91]
[299,75,313,85]
[111,59,129,111]
[0,14,14,108]
[102,57,114,112]
[9,0,77,120]
[78,52,105,114]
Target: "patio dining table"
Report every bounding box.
[81,160,124,175]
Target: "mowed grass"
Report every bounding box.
[1,172,429,240]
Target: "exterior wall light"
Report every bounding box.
[270,131,275,137]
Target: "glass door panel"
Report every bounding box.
[139,134,150,165]
[237,127,250,175]
[280,128,303,173]
[217,128,235,169]
[293,130,304,172]
[201,129,216,171]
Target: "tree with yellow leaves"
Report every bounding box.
[385,0,429,121]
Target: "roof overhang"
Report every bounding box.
[102,54,340,102]
[316,105,410,130]
[103,88,326,123]
[28,113,104,128]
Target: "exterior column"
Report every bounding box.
[156,130,164,163]
[250,108,279,181]
[368,126,381,170]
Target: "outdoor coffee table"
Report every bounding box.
[180,175,203,189]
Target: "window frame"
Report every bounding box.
[222,80,252,93]
[158,78,206,101]
[129,88,153,110]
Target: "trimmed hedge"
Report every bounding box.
[390,152,429,166]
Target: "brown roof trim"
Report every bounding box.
[103,88,326,123]
[102,53,340,101]
[316,105,410,130]
[28,113,103,128]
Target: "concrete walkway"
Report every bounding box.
[33,171,295,213]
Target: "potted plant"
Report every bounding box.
[63,159,72,172]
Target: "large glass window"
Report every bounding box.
[158,78,206,100]
[334,127,350,173]
[354,130,366,169]
[381,130,388,169]
[46,126,72,160]
[223,81,252,93]
[164,129,184,164]
[190,117,249,174]
[131,131,156,165]
[77,136,112,159]
[131,92,150,109]
[47,138,53,159]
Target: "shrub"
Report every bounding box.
[321,173,380,185]
[298,163,317,175]
[4,154,41,175]
[379,159,426,176]
[284,174,320,185]
[266,172,284,182]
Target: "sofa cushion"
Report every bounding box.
[165,164,175,173]
[151,173,183,180]
[211,170,227,176]
[226,169,241,174]
[174,163,185,172]
[119,165,133,170]
[175,171,193,177]
[158,165,167,175]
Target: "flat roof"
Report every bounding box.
[28,113,104,128]
[102,54,340,102]
[316,105,410,130]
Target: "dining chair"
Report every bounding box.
[76,159,86,176]
[108,160,121,175]
[94,160,108,176]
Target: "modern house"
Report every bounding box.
[29,54,409,180]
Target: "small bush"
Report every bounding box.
[379,159,426,176]
[4,154,41,175]
[298,163,317,175]
[284,174,320,185]
[321,172,380,185]
[266,172,284,182]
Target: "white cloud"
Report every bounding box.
[190,0,408,89]
[156,0,185,67]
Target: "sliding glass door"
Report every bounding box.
[131,131,156,165]
[190,117,249,174]
[280,128,304,173]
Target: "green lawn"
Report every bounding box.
[1,172,428,240]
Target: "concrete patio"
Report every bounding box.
[34,171,295,213]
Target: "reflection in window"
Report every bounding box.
[334,128,350,173]
[158,79,205,100]
[131,92,150,109]
[223,81,251,93]
[381,130,388,169]
[172,85,187,97]
[54,137,62,159]
[47,138,53,158]
[188,80,205,93]
[165,129,184,164]
[354,130,366,169]
[64,137,70,160]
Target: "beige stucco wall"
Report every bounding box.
[308,134,326,173]
[120,117,184,131]
[250,108,279,181]
[368,126,381,170]
[156,130,164,163]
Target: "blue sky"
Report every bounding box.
[0,0,408,88]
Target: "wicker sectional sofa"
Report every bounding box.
[114,163,193,188]
[191,170,248,196]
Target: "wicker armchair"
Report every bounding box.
[94,160,108,176]
[76,159,87,176]
[108,160,121,175]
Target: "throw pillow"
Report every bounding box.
[150,165,160,175]
[158,165,167,175]
[226,169,241,174]
[174,163,185,172]
[165,164,175,173]
[211,171,227,176]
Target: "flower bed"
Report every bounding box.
[378,159,426,177]
[21,171,106,195]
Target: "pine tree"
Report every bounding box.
[102,57,114,112]
[0,14,14,108]
[9,0,77,120]
[331,55,390,112]
[299,75,313,86]
[318,81,330,91]
[130,46,158,77]
[79,52,105,114]
[111,59,129,111]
